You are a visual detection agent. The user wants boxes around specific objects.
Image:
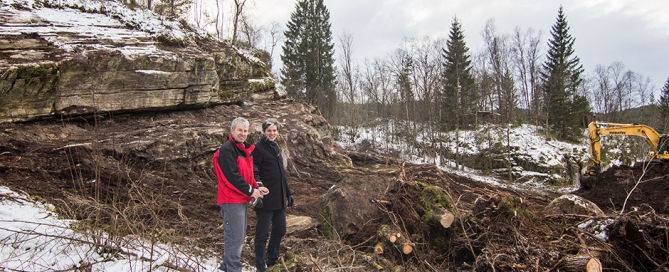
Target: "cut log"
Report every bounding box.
[433,206,455,228]
[401,243,413,255]
[388,234,398,244]
[586,258,602,272]
[375,224,413,255]
[391,232,413,255]
[374,243,384,255]
[377,224,402,244]
[559,255,601,272]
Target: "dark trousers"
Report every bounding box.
[254,208,286,271]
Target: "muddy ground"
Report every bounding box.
[0,99,667,271]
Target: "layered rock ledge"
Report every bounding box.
[0,0,275,123]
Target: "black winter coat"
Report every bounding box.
[252,135,291,211]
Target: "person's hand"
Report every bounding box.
[258,187,269,196]
[251,188,262,199]
[287,195,294,207]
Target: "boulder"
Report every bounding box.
[544,194,605,217]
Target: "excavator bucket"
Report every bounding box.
[579,164,600,189]
[579,175,597,189]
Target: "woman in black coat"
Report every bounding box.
[252,118,293,272]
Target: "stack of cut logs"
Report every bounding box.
[374,227,414,255]
[374,207,454,256]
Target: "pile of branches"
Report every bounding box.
[344,162,560,271]
[607,204,669,271]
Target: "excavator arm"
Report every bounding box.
[585,121,669,176]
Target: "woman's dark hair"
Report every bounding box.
[262,118,280,132]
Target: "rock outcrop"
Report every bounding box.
[0,0,275,123]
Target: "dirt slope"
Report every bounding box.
[0,99,667,271]
[574,163,669,214]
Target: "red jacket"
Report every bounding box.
[213,136,258,205]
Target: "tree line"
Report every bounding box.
[275,1,669,143]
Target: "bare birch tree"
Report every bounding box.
[338,31,358,105]
[215,0,224,40]
[333,30,364,127]
[510,26,542,123]
[192,0,203,28]
[591,64,613,115]
[239,12,261,46]
[264,22,283,66]
[231,0,247,45]
[481,20,516,124]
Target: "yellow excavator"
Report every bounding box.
[584,121,669,176]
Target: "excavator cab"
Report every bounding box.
[658,135,669,156]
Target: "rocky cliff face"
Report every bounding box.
[0,0,276,123]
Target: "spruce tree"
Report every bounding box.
[154,0,190,18]
[280,0,337,117]
[659,77,669,131]
[541,6,589,141]
[441,17,476,130]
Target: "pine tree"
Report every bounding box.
[540,6,589,141]
[659,77,669,131]
[280,0,337,117]
[441,17,476,130]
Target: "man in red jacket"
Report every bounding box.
[214,117,268,272]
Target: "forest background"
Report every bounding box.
[134,0,668,139]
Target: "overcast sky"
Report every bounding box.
[246,0,669,95]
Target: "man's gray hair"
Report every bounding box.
[262,118,281,132]
[230,117,249,131]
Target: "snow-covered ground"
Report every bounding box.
[335,121,641,195]
[1,0,190,55]
[337,123,589,166]
[1,0,264,65]
[0,186,232,271]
